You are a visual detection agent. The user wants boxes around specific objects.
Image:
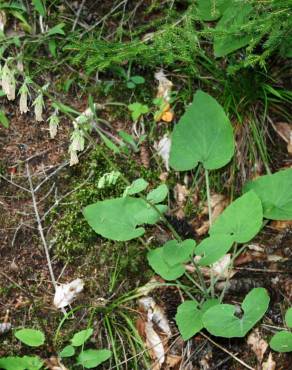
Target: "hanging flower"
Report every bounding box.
[69,146,79,166]
[1,62,15,101]
[48,110,59,138]
[70,127,85,152]
[18,82,29,114]
[32,92,44,121]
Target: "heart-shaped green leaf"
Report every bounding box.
[163,239,196,266]
[71,328,93,347]
[214,3,253,57]
[15,329,45,347]
[243,169,292,220]
[175,299,219,340]
[270,331,292,353]
[169,90,234,171]
[210,191,263,243]
[77,349,112,369]
[195,235,234,266]
[203,288,270,338]
[147,247,185,280]
[84,197,167,241]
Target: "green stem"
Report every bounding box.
[205,169,212,226]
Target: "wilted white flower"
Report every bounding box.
[32,92,44,121]
[155,134,171,171]
[18,83,29,114]
[0,10,7,33]
[48,111,59,138]
[1,62,15,101]
[16,59,24,73]
[53,278,84,309]
[70,127,85,152]
[69,147,79,166]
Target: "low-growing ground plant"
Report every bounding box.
[83,90,292,354]
[0,327,111,369]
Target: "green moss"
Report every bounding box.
[49,145,159,261]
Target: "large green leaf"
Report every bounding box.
[0,356,43,370]
[175,299,219,340]
[243,169,292,220]
[77,349,112,369]
[214,2,253,57]
[15,329,45,347]
[83,197,167,241]
[197,0,232,21]
[169,90,234,171]
[210,191,263,243]
[195,234,234,266]
[203,288,270,338]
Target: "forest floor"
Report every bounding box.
[0,1,292,369]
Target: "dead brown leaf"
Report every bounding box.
[174,183,189,219]
[45,357,68,370]
[261,353,276,370]
[145,322,165,369]
[271,121,292,154]
[195,193,228,235]
[165,354,182,369]
[247,329,268,363]
[270,220,292,230]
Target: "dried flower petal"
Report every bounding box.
[48,112,59,138]
[18,83,29,114]
[33,93,44,121]
[1,62,16,101]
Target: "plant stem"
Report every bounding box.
[205,168,215,297]
[205,169,212,226]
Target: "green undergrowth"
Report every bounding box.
[49,145,159,261]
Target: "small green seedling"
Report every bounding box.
[126,75,145,89]
[147,239,196,280]
[128,102,149,121]
[0,327,112,369]
[270,307,292,352]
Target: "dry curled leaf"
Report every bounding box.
[0,323,11,335]
[195,193,228,235]
[53,278,84,309]
[271,121,292,154]
[261,353,276,370]
[138,297,171,337]
[45,356,68,370]
[145,322,165,369]
[174,183,189,219]
[247,329,268,363]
